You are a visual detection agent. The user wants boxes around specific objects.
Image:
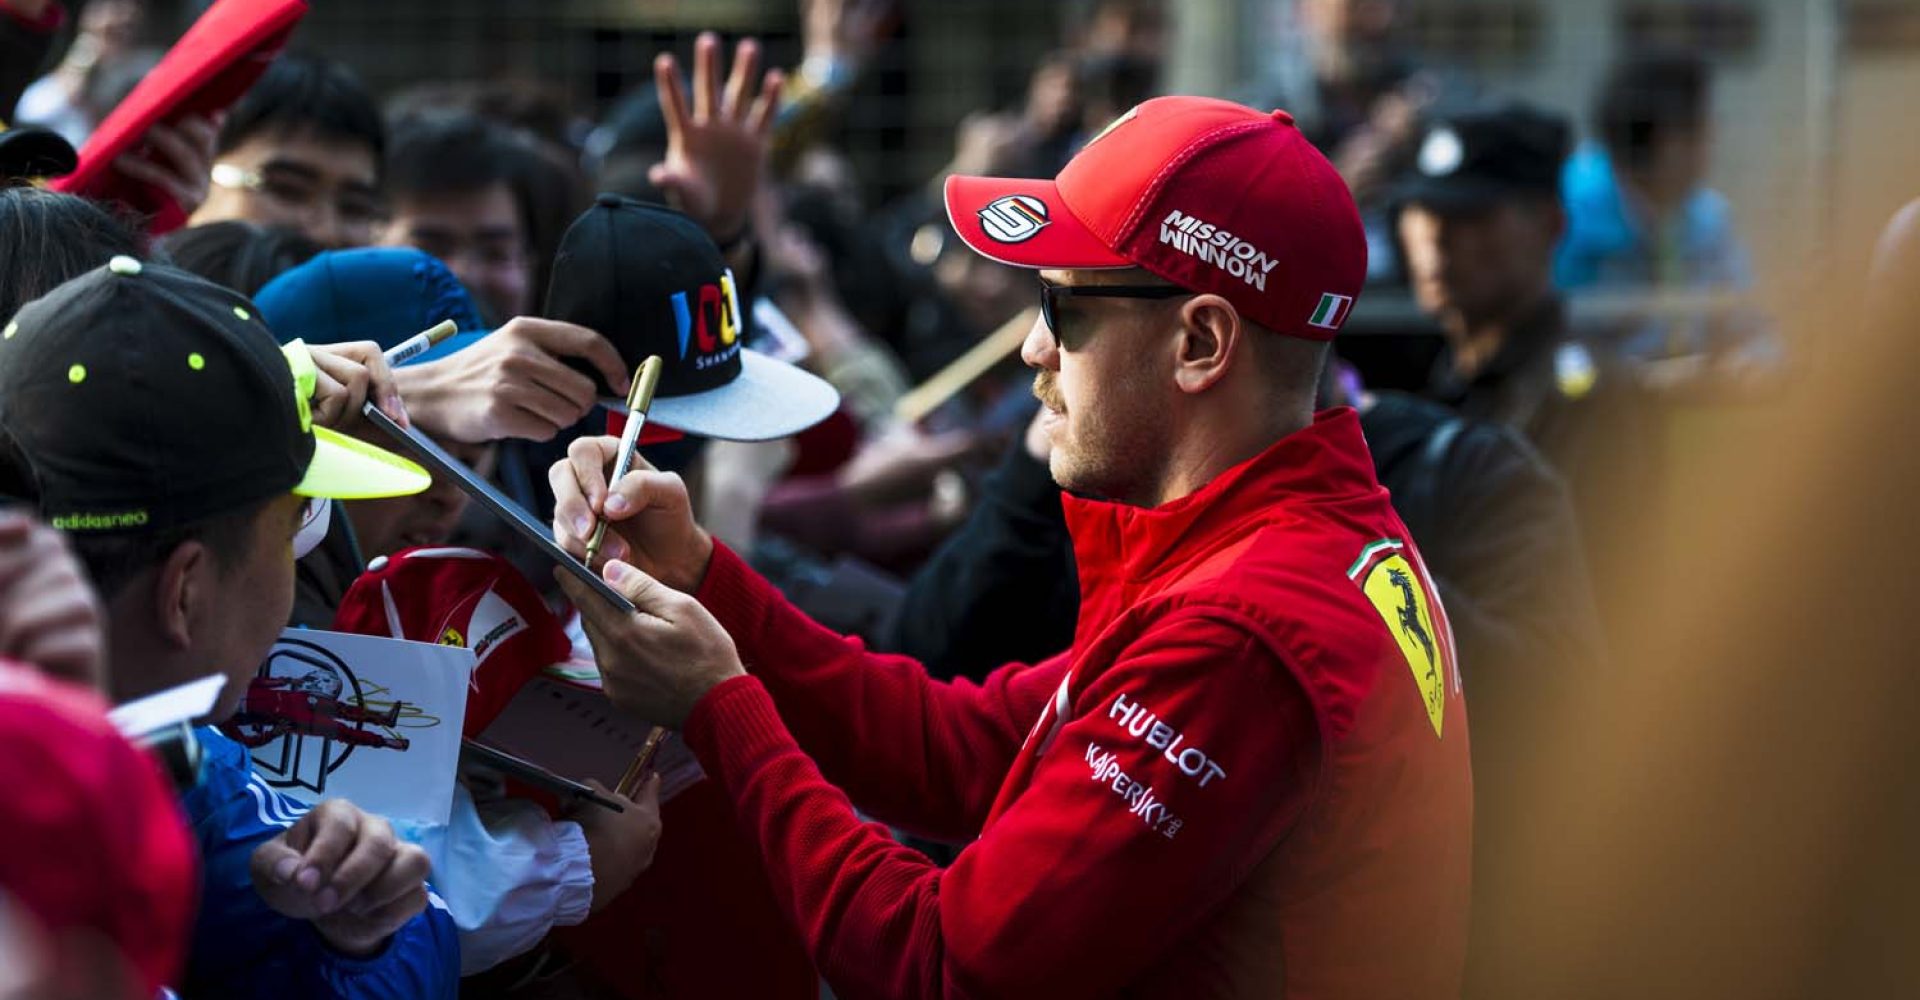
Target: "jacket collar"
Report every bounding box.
[1062,408,1381,616]
[1426,294,1567,408]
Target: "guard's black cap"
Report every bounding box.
[1394,103,1572,214]
[0,258,428,533]
[544,194,838,442]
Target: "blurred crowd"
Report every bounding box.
[2,0,1904,997]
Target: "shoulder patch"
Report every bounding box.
[1349,539,1449,738]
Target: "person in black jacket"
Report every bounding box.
[1396,103,1662,638]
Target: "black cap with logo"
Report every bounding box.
[545,194,838,442]
[0,258,428,533]
[1394,102,1572,214]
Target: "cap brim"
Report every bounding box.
[944,175,1130,270]
[1390,176,1529,216]
[603,349,841,442]
[295,426,432,500]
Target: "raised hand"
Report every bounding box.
[113,114,222,222]
[802,0,895,68]
[649,33,784,244]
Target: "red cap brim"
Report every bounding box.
[49,0,308,234]
[944,175,1130,270]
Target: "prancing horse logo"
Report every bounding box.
[1386,567,1437,671]
[1351,540,1451,739]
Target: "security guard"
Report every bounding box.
[1393,102,1660,626]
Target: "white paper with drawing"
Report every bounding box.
[227,628,476,824]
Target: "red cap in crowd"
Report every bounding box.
[0,661,198,998]
[945,96,1368,339]
[331,547,571,736]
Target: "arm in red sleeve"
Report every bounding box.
[694,540,1061,840]
[681,610,1320,1000]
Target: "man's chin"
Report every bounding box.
[201,687,247,727]
[1048,448,1104,499]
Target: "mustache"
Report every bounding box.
[1032,372,1064,413]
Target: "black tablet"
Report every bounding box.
[361,405,636,614]
[461,739,624,812]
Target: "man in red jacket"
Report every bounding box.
[553,96,1473,998]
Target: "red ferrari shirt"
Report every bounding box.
[683,408,1472,998]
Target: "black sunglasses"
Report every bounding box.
[1039,280,1190,348]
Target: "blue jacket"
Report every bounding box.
[1554,143,1779,365]
[178,728,460,998]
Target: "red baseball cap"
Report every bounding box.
[0,661,197,998]
[331,547,572,736]
[50,0,309,234]
[945,96,1367,339]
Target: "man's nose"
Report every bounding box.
[1020,312,1056,370]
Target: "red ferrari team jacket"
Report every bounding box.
[681,408,1473,998]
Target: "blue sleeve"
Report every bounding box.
[1554,144,1637,290]
[178,729,461,999]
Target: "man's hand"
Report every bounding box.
[396,318,629,444]
[650,33,784,244]
[550,436,713,593]
[556,561,744,728]
[944,111,1031,180]
[570,777,663,913]
[249,799,434,958]
[0,513,105,689]
[112,114,220,221]
[837,425,983,507]
[802,0,894,69]
[1331,77,1434,204]
[307,341,408,431]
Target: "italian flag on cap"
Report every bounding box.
[1308,293,1355,331]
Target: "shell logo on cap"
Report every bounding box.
[978,195,1051,244]
[1419,127,1465,177]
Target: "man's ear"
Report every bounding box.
[152,540,211,651]
[1172,294,1243,395]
